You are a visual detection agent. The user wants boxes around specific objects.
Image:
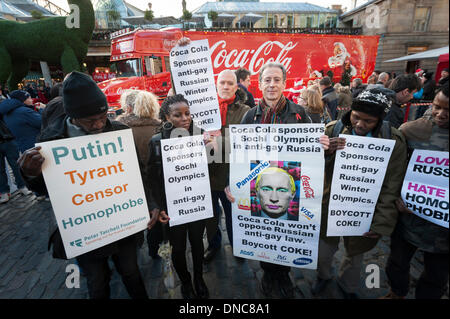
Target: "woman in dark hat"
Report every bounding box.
[0,90,42,152]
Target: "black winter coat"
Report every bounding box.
[240,97,311,124]
[25,115,144,259]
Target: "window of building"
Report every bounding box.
[413,7,431,32]
[267,15,274,27]
[325,16,335,27]
[306,16,313,28]
[287,14,293,28]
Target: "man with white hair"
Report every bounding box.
[204,69,250,263]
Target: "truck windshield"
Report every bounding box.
[110,59,142,77]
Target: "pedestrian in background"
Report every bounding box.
[116,89,162,259]
[298,87,332,124]
[0,117,32,204]
[0,90,42,153]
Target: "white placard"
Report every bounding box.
[170,39,221,131]
[161,135,214,226]
[327,135,395,236]
[229,124,325,269]
[36,129,149,259]
[401,149,449,228]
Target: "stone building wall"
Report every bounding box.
[341,0,449,75]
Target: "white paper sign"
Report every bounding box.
[230,124,325,269]
[170,39,221,131]
[161,135,214,226]
[401,149,449,228]
[327,135,395,236]
[36,129,150,259]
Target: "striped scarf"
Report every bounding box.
[260,96,287,124]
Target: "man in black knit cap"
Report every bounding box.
[312,88,408,298]
[18,71,159,299]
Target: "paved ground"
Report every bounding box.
[0,191,448,299]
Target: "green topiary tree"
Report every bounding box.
[208,10,218,21]
[182,10,192,21]
[144,10,154,22]
[0,0,95,90]
[30,10,44,20]
[182,9,192,29]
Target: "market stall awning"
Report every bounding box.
[24,71,43,80]
[237,12,263,24]
[216,13,235,22]
[384,46,449,62]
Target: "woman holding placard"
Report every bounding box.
[145,94,210,299]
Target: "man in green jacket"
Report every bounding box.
[313,88,408,298]
[382,82,449,299]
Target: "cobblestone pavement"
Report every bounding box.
[0,191,448,299]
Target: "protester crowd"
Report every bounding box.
[0,41,448,300]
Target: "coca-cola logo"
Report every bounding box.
[210,40,298,74]
[116,86,138,95]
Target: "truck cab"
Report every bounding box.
[98,27,182,109]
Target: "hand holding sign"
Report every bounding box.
[159,210,170,224]
[147,208,161,229]
[177,37,191,47]
[18,146,45,177]
[319,135,330,151]
[326,137,346,155]
[395,198,413,214]
[224,185,235,203]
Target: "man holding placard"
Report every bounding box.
[204,70,250,263]
[225,62,330,299]
[18,72,159,299]
[383,83,449,299]
[313,88,407,298]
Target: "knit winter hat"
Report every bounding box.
[10,90,31,103]
[63,71,108,119]
[351,88,393,119]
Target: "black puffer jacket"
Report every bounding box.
[146,122,204,212]
[25,115,145,259]
[0,117,14,143]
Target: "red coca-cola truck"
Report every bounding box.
[99,27,379,109]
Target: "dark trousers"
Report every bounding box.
[76,246,148,299]
[0,140,25,193]
[146,221,163,257]
[169,219,206,283]
[386,226,449,299]
[260,261,290,275]
[206,191,233,249]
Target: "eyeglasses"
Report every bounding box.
[76,112,108,125]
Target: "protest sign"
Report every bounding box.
[401,149,449,228]
[36,129,149,259]
[161,135,214,227]
[229,124,324,269]
[170,39,221,131]
[327,135,395,236]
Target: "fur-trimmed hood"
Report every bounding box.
[115,113,161,127]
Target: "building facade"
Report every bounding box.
[193,0,339,29]
[340,0,449,74]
